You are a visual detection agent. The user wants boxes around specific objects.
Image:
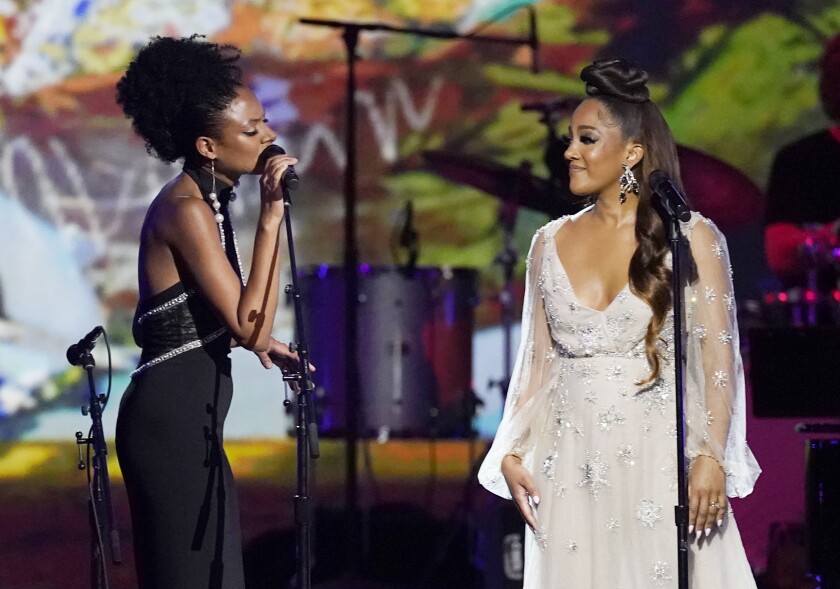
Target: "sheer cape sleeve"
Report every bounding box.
[682,213,761,498]
[478,221,560,499]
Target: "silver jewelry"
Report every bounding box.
[208,159,225,245]
[206,160,246,284]
[618,163,640,204]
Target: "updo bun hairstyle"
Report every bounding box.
[580,58,684,385]
[116,35,243,163]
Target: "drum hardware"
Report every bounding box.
[795,426,840,589]
[423,142,763,232]
[294,265,477,439]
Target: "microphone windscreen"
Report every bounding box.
[262,144,287,158]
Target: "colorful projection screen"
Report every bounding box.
[1,0,837,440]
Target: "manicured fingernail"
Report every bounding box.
[533,496,540,505]
[717,519,723,527]
[705,528,711,537]
[695,530,701,541]
[688,525,694,534]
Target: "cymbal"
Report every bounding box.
[676,145,764,231]
[422,150,581,218]
[424,147,763,231]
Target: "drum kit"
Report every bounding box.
[296,97,775,441]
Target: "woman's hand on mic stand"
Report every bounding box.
[256,336,315,374]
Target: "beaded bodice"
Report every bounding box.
[131,283,228,376]
[535,218,673,361]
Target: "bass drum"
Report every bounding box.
[296,265,477,439]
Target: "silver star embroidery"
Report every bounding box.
[616,444,636,466]
[566,540,578,554]
[616,291,629,303]
[606,363,625,382]
[597,406,626,432]
[572,423,585,438]
[641,382,671,416]
[584,390,597,404]
[661,451,678,490]
[690,288,699,305]
[706,410,715,427]
[541,453,557,480]
[575,361,598,384]
[635,499,663,529]
[704,286,717,303]
[711,241,724,259]
[650,562,673,586]
[553,393,573,430]
[713,370,729,389]
[534,525,549,550]
[578,451,610,500]
[554,481,569,498]
[718,330,733,345]
[723,293,735,311]
[606,518,620,532]
[692,324,708,340]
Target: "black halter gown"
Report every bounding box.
[116,166,246,589]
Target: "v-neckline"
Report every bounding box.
[549,217,630,314]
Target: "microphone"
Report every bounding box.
[66,325,104,366]
[527,5,539,74]
[261,145,300,191]
[649,170,691,222]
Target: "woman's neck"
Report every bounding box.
[590,194,638,227]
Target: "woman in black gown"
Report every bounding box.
[114,36,299,589]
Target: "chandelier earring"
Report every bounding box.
[618,163,640,204]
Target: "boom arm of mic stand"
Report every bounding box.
[281,187,320,589]
[298,17,533,49]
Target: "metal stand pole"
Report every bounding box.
[69,336,121,589]
[281,185,321,589]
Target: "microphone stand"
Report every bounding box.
[297,14,536,573]
[281,184,321,589]
[70,339,121,589]
[658,201,690,589]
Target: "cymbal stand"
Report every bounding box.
[489,187,521,398]
[297,14,537,574]
[521,98,579,194]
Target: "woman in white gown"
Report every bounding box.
[478,59,761,588]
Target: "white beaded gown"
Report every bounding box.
[478,207,761,588]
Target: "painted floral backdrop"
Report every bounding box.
[1,0,838,441]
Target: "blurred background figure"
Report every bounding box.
[765,33,840,293]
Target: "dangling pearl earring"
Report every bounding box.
[208,159,226,250]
